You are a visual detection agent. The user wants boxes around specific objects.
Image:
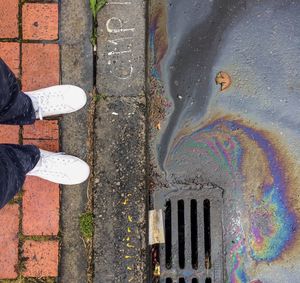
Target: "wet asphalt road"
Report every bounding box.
[153,0,300,282]
[159,0,246,168]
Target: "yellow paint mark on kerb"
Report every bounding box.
[125,255,134,259]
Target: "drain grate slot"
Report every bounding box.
[191,199,198,269]
[178,200,185,269]
[165,200,172,269]
[203,199,211,269]
[153,184,224,283]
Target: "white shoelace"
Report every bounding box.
[34,93,76,120]
[29,151,66,175]
[37,96,43,120]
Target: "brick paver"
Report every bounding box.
[23,3,59,40]
[0,0,60,280]
[23,177,59,236]
[22,43,60,91]
[24,120,59,140]
[23,240,59,277]
[0,42,20,76]
[0,0,19,38]
[0,205,19,279]
[0,125,19,144]
[24,139,59,152]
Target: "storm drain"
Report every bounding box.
[152,184,224,283]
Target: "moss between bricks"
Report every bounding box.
[79,212,94,241]
[0,277,56,283]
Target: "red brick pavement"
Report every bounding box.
[0,205,19,279]
[22,177,60,236]
[23,3,59,41]
[22,43,60,91]
[23,240,59,277]
[0,42,20,75]
[0,0,60,279]
[0,0,19,38]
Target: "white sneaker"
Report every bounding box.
[27,149,90,185]
[25,85,87,120]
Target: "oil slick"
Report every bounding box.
[165,115,300,281]
[149,0,168,79]
[150,0,300,282]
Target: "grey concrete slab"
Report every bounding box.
[93,97,147,283]
[97,0,146,96]
[59,1,93,282]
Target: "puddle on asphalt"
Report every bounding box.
[149,0,300,282]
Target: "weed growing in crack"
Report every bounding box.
[89,0,107,47]
[80,212,94,241]
[90,0,107,19]
[95,92,107,102]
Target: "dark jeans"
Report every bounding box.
[0,58,40,209]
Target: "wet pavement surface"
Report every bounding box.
[150,0,300,282]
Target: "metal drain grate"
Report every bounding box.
[153,184,224,283]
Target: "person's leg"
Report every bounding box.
[27,149,90,185]
[0,58,87,124]
[0,144,40,209]
[0,58,89,209]
[0,143,90,209]
[0,58,36,125]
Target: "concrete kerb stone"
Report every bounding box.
[97,0,146,97]
[59,0,93,282]
[93,97,147,283]
[94,0,147,281]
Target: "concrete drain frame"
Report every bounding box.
[152,183,224,283]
